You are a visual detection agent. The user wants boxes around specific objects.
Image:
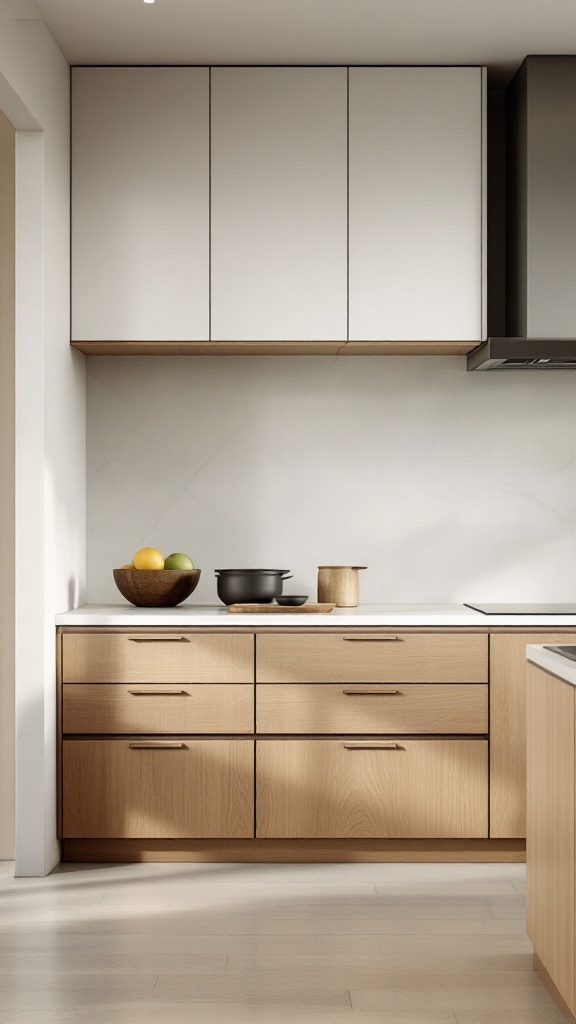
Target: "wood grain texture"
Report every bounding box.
[62,632,254,684]
[113,568,200,608]
[256,739,488,839]
[71,340,478,355]
[526,663,575,1015]
[317,566,366,607]
[56,632,63,837]
[61,838,525,863]
[256,683,488,735]
[63,683,254,735]
[256,633,488,684]
[490,632,576,838]
[534,953,576,1022]
[63,738,254,839]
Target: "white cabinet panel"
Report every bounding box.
[72,68,209,342]
[211,68,347,341]
[349,68,485,342]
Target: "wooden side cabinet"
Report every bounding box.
[527,663,576,1017]
[490,632,576,838]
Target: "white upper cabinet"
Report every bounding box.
[210,68,348,341]
[72,68,209,342]
[348,68,485,342]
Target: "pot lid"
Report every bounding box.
[215,568,290,575]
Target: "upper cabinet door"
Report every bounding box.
[348,68,485,342]
[211,68,348,341]
[72,68,209,342]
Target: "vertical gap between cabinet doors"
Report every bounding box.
[208,66,212,341]
[346,66,350,343]
[253,634,257,838]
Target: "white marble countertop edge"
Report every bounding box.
[56,603,576,628]
[527,644,576,687]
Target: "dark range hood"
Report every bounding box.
[468,337,576,370]
[468,57,576,371]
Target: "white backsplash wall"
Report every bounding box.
[87,356,576,604]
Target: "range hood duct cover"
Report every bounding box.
[468,57,576,371]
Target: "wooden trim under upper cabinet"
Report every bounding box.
[71,340,480,356]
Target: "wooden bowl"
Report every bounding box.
[113,568,201,607]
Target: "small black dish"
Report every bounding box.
[275,595,308,606]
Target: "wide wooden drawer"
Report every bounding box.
[256,738,488,838]
[256,633,488,683]
[62,632,254,683]
[63,738,254,838]
[63,683,254,734]
[257,683,488,734]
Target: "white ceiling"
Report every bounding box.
[24,0,576,83]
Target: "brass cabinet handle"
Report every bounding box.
[128,689,188,696]
[342,688,400,695]
[342,636,401,642]
[128,741,187,749]
[343,742,401,750]
[128,636,190,643]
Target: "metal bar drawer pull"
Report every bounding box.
[128,741,187,749]
[128,636,190,643]
[343,688,400,696]
[128,689,188,696]
[343,636,401,642]
[343,742,401,750]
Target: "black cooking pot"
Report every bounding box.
[215,569,292,605]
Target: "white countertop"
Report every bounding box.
[527,644,576,687]
[55,603,576,628]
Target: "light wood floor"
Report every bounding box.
[0,860,569,1023]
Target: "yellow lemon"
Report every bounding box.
[120,563,134,569]
[133,547,164,570]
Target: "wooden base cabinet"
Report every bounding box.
[256,739,488,839]
[527,664,576,1018]
[63,739,254,839]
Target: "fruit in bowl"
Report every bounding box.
[113,547,200,607]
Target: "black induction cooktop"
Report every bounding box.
[465,603,576,615]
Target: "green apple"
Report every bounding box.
[164,552,194,570]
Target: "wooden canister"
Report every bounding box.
[317,566,367,607]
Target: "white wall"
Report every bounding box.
[88,356,576,605]
[0,10,86,875]
[0,107,15,858]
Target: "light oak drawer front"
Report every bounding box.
[63,684,254,735]
[256,739,488,839]
[63,739,254,839]
[257,683,488,734]
[256,633,488,683]
[62,633,254,684]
